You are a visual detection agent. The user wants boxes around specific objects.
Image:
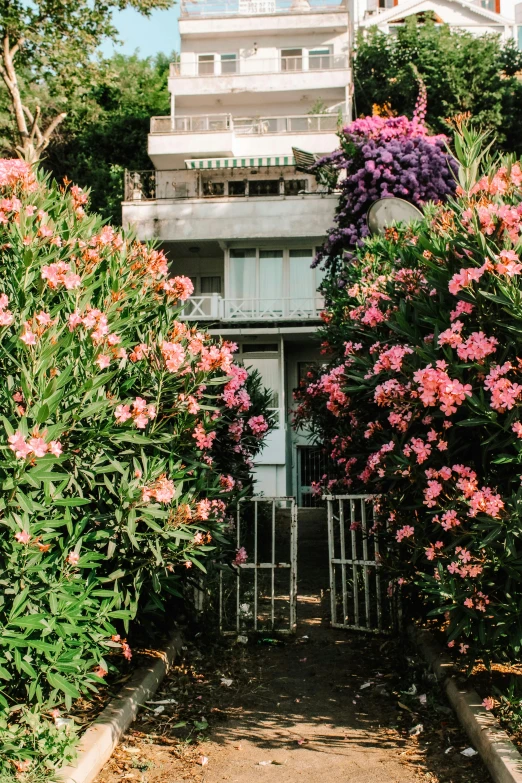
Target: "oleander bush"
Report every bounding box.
[295,128,522,663]
[0,159,272,774]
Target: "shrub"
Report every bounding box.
[312,88,457,271]
[295,129,522,662]
[0,160,271,772]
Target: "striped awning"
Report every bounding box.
[185,155,295,170]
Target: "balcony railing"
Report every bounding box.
[179,295,323,320]
[170,54,348,78]
[150,112,342,135]
[180,0,346,17]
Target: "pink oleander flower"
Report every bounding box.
[67,551,80,565]
[219,474,235,492]
[142,474,175,504]
[450,301,474,321]
[456,332,498,363]
[193,421,216,450]
[114,398,156,429]
[161,275,194,301]
[14,530,31,544]
[495,249,522,277]
[234,546,248,566]
[396,525,415,542]
[482,697,495,711]
[459,643,469,654]
[95,354,111,370]
[248,415,268,436]
[161,340,186,373]
[42,261,82,290]
[513,422,522,438]
[93,665,108,678]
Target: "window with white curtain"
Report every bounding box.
[227,247,321,316]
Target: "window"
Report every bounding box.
[249,179,280,197]
[242,344,279,353]
[284,179,307,196]
[202,180,225,197]
[480,0,499,9]
[378,0,396,7]
[281,48,303,71]
[229,180,247,196]
[227,248,322,319]
[220,53,238,73]
[308,47,331,69]
[200,276,222,294]
[229,249,256,301]
[198,54,215,75]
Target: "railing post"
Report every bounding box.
[210,293,220,318]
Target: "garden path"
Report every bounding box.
[96,511,492,783]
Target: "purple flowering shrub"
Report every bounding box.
[314,88,457,271]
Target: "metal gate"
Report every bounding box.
[325,494,390,633]
[219,496,297,635]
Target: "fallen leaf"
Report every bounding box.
[197,756,209,766]
[418,694,427,705]
[153,706,165,715]
[461,747,478,758]
[398,702,413,712]
[445,747,454,755]
[409,723,423,736]
[360,682,372,690]
[221,678,233,687]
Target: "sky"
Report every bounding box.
[100,7,181,59]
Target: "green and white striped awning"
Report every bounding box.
[185,155,295,170]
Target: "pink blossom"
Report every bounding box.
[482,697,495,711]
[248,415,268,436]
[161,275,194,301]
[95,354,111,370]
[234,547,248,565]
[396,525,415,542]
[67,551,80,565]
[14,530,31,544]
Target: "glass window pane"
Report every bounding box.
[198,54,215,75]
[289,250,314,311]
[281,48,302,71]
[221,53,237,73]
[259,250,283,314]
[229,249,256,301]
[200,276,222,294]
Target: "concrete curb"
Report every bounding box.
[59,630,183,783]
[409,626,522,783]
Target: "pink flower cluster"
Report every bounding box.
[248,415,268,436]
[372,344,413,375]
[0,159,36,190]
[142,475,175,504]
[8,430,62,460]
[41,261,81,290]
[222,365,251,411]
[160,275,194,301]
[115,397,156,429]
[439,321,498,362]
[0,293,13,326]
[413,362,472,416]
[161,341,186,373]
[193,421,216,450]
[448,263,489,295]
[484,362,522,412]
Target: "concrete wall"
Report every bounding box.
[122,194,337,242]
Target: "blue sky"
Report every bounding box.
[100,7,181,59]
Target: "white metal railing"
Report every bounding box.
[170,54,348,78]
[178,295,324,320]
[150,114,232,133]
[181,0,346,17]
[150,112,342,135]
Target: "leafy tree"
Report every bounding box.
[354,17,522,154]
[44,52,174,223]
[0,0,173,162]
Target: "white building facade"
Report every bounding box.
[122,0,349,501]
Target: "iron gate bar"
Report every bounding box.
[220,496,297,635]
[324,494,388,633]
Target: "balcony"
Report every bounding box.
[148,112,343,165]
[180,0,346,17]
[179,295,323,320]
[150,112,341,135]
[170,53,348,78]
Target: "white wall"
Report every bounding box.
[252,464,288,495]
[122,194,337,243]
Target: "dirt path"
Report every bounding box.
[96,510,492,783]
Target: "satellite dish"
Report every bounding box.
[367,197,423,235]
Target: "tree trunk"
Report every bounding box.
[0,34,66,163]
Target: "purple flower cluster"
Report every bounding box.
[313,110,457,271]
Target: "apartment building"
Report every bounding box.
[122,0,349,501]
